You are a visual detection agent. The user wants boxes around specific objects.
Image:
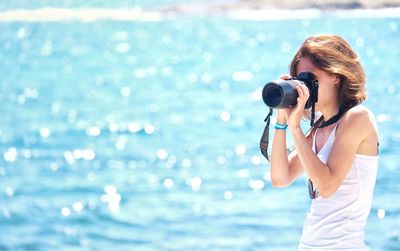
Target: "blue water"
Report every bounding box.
[0,5,400,251]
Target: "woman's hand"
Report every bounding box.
[286,84,309,129]
[276,74,309,129]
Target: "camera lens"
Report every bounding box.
[262,83,283,108]
[262,79,299,108]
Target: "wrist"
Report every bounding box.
[275,123,288,130]
[276,113,287,124]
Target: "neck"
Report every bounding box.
[321,103,341,122]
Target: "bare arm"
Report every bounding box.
[289,86,378,198]
[270,110,313,187]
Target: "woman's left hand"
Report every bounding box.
[284,84,310,129]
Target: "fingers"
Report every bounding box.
[285,84,310,128]
[295,84,309,106]
[279,74,292,80]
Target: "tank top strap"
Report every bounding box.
[312,122,341,155]
[312,128,319,153]
[331,121,341,140]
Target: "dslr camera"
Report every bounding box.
[262,72,318,109]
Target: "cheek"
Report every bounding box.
[316,85,329,103]
[316,84,336,104]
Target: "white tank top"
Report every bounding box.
[298,124,378,251]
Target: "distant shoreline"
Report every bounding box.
[155,0,400,14]
[1,5,400,22]
[233,0,400,10]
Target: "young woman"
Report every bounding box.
[269,34,379,250]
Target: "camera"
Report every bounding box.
[262,72,318,109]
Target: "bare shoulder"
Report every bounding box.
[346,105,374,117]
[340,105,378,137]
[334,105,379,155]
[344,105,376,124]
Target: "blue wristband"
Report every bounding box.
[274,123,288,130]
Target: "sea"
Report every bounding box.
[0,1,399,250]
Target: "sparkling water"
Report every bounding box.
[0,3,399,251]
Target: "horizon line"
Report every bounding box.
[0,7,400,22]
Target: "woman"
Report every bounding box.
[269,34,379,250]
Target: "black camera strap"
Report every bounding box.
[260,108,273,161]
[310,102,316,126]
[318,107,346,128]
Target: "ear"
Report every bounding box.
[334,75,341,87]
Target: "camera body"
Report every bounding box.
[262,72,318,109]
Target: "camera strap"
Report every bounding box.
[260,108,273,161]
[310,102,316,126]
[318,107,346,128]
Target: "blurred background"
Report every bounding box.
[0,0,399,250]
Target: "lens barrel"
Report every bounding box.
[262,79,302,108]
